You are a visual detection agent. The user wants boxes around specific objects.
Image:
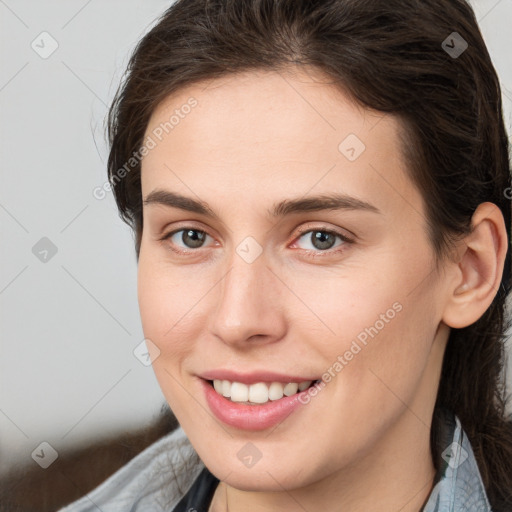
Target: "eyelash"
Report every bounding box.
[159,225,353,258]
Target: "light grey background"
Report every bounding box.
[1,0,511,476]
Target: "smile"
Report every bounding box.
[211,379,318,405]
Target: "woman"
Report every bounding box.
[59,0,512,510]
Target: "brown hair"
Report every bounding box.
[106,0,512,508]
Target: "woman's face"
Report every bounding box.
[138,68,451,492]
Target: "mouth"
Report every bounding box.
[199,370,323,430]
[207,378,321,405]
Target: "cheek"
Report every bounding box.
[294,250,440,404]
[137,254,208,421]
[137,250,206,363]
[338,286,438,429]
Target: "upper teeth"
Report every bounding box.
[213,379,312,404]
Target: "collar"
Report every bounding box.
[421,409,491,511]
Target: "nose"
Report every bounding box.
[209,248,287,349]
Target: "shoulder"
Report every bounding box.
[57,426,204,512]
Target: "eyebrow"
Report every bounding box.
[143,189,381,218]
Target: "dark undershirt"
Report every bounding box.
[172,466,220,512]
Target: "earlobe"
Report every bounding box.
[442,202,508,329]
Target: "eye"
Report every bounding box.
[163,228,214,251]
[160,226,352,256]
[293,228,350,253]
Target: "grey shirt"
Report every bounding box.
[58,412,491,512]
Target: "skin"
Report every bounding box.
[137,67,508,512]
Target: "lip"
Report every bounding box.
[200,378,314,431]
[199,369,319,385]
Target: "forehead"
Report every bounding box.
[140,67,422,221]
[144,66,390,151]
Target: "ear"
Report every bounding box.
[442,202,509,329]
